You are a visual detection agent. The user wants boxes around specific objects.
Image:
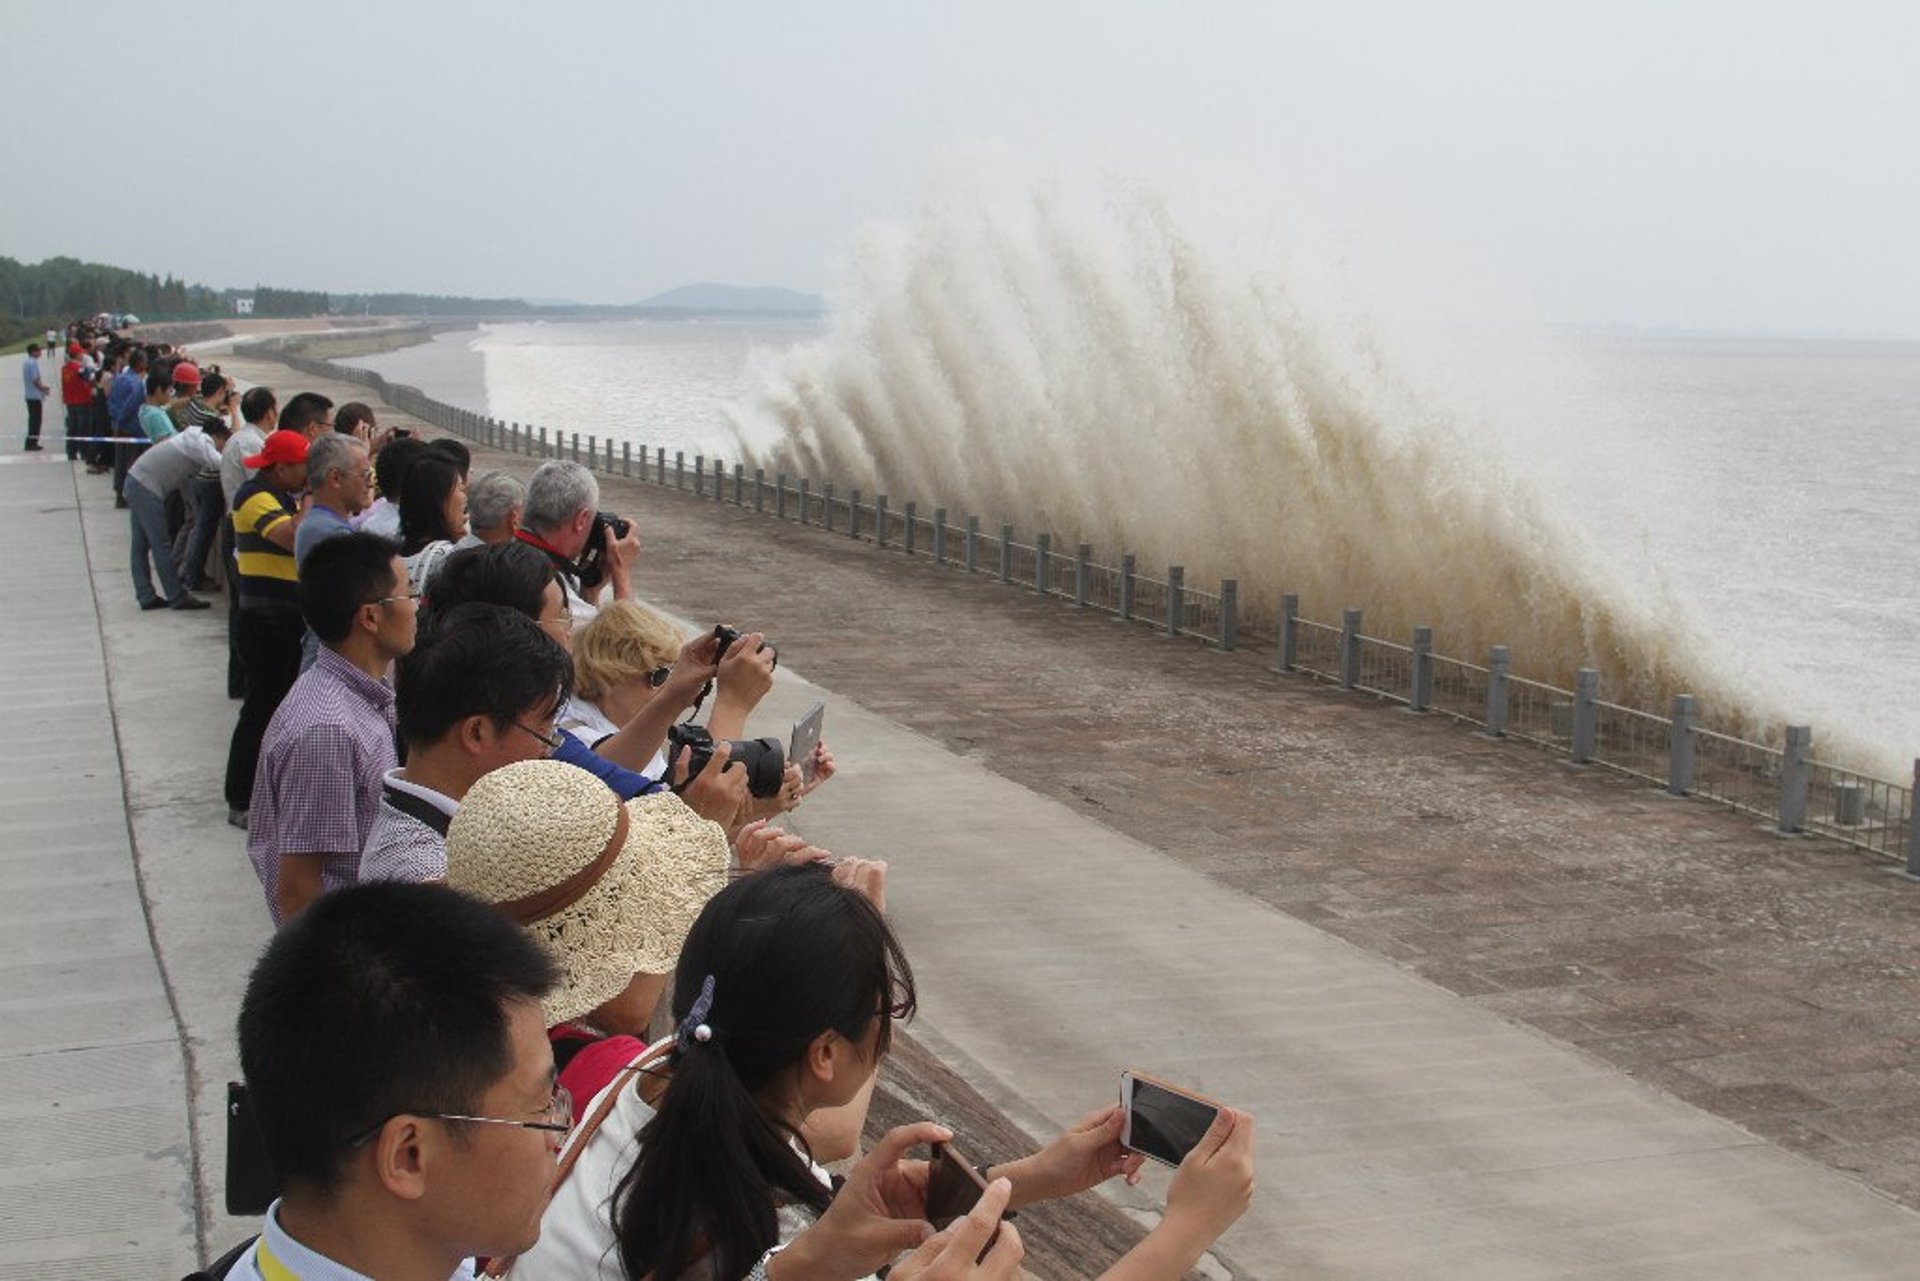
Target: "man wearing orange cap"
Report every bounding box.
[224,429,310,829]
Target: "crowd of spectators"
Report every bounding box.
[59,355,1262,1279]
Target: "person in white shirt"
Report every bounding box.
[126,413,230,610]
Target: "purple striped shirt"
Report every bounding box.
[247,647,398,923]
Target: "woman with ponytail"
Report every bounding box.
[511,863,1255,1280]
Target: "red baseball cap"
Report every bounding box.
[171,361,202,387]
[244,430,310,469]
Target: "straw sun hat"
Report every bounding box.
[445,759,731,1024]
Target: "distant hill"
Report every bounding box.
[634,283,824,315]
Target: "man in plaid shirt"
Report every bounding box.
[248,532,419,923]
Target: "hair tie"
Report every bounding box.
[676,974,718,1049]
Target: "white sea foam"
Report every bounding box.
[725,161,1855,763]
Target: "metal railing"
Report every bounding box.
[260,332,1920,878]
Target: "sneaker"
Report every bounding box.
[114,495,129,509]
[139,598,168,612]
[169,596,213,611]
[22,440,42,452]
[227,809,249,831]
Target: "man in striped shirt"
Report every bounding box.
[223,430,309,828]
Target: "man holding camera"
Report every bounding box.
[512,460,640,628]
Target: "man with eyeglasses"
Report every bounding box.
[248,532,419,924]
[228,880,565,1280]
[360,603,575,884]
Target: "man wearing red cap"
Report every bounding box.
[224,429,310,829]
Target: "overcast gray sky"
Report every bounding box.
[8,0,1917,335]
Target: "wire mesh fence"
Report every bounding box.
[1354,637,1412,703]
[1429,655,1490,726]
[1292,619,1344,683]
[1505,676,1572,751]
[1802,759,1912,858]
[1690,727,1783,820]
[1590,699,1672,786]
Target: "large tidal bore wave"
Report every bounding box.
[729,165,1800,756]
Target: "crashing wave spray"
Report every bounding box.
[728,161,1797,746]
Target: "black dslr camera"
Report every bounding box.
[712,622,777,669]
[574,511,632,592]
[666,723,786,798]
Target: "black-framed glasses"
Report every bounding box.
[348,1084,574,1148]
[513,720,562,752]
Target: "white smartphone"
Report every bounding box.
[789,701,826,783]
[1120,1071,1223,1168]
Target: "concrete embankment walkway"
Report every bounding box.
[11,351,1920,1276]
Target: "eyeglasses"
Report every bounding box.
[370,590,423,608]
[348,1085,573,1148]
[538,609,574,634]
[513,720,562,752]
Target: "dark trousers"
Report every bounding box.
[111,420,148,498]
[172,473,223,589]
[222,519,244,698]
[225,608,305,812]
[24,399,42,445]
[63,403,88,460]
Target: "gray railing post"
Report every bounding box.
[823,483,836,531]
[510,422,521,453]
[964,515,980,573]
[622,442,632,477]
[798,478,811,525]
[876,495,889,547]
[1486,646,1510,736]
[1120,554,1136,620]
[1275,593,1298,672]
[903,501,916,555]
[934,508,948,565]
[1035,534,1051,594]
[1220,580,1238,650]
[675,451,685,489]
[1166,566,1185,636]
[574,433,583,465]
[1075,543,1091,608]
[754,469,765,513]
[1779,724,1812,833]
[714,460,725,502]
[694,456,706,497]
[1906,760,1920,876]
[1668,694,1696,796]
[606,439,615,473]
[1339,608,1362,689]
[656,448,667,486]
[849,489,862,539]
[776,473,788,519]
[539,426,549,457]
[587,435,598,469]
[998,524,1013,583]
[733,464,744,506]
[1410,626,1433,710]
[1571,668,1599,763]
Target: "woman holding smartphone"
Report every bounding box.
[507,864,1255,1280]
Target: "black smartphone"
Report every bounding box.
[1120,1071,1223,1168]
[925,1141,1007,1262]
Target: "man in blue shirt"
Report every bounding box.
[20,343,49,452]
[107,347,149,506]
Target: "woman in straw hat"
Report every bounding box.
[505,863,1256,1281]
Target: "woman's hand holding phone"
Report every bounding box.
[775,1121,947,1280]
[998,1105,1145,1207]
[1158,1108,1257,1256]
[889,1177,1025,1281]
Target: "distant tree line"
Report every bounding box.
[0,256,227,344]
